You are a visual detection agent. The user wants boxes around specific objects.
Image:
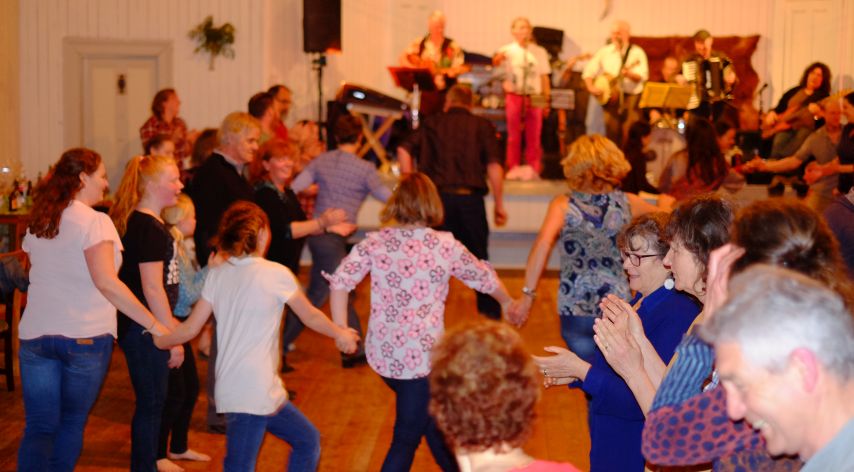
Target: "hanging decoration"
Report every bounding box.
[188,16,236,70]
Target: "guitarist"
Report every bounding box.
[764,62,831,158]
[399,10,467,114]
[582,20,648,146]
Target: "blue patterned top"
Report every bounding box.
[558,190,631,318]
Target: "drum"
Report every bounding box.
[647,125,686,187]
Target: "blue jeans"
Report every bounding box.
[17,334,113,472]
[560,315,598,364]
[119,323,170,472]
[380,376,458,472]
[224,402,320,471]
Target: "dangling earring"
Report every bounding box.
[664,275,675,290]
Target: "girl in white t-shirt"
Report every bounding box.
[155,201,359,471]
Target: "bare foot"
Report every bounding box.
[156,458,184,472]
[168,449,212,462]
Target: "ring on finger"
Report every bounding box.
[543,369,548,377]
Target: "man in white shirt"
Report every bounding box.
[494,17,551,179]
[700,265,854,471]
[583,20,648,146]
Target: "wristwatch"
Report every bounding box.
[522,286,537,299]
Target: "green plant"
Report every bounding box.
[188,16,236,70]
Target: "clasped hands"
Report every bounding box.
[531,294,647,388]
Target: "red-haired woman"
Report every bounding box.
[18,148,167,471]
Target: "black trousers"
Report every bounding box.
[438,192,501,319]
[158,341,199,457]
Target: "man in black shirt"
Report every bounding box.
[188,112,259,266]
[398,85,507,319]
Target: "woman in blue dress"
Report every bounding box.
[532,212,701,471]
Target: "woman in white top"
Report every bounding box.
[17,148,167,472]
[155,201,359,471]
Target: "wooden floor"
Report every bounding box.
[0,272,591,471]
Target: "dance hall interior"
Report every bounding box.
[1,0,854,471]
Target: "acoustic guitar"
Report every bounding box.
[594,58,640,106]
[761,88,852,139]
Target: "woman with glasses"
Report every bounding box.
[532,212,700,471]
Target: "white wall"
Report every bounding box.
[19,0,265,176]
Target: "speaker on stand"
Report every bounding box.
[303,0,341,140]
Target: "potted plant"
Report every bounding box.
[188,16,236,70]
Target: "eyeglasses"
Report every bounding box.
[621,251,662,266]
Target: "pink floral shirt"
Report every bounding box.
[326,227,499,379]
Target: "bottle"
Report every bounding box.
[23,177,32,208]
[16,179,26,209]
[8,179,20,212]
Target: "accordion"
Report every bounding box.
[683,56,733,108]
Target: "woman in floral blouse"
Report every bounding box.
[326,173,514,472]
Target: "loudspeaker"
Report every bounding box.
[532,26,564,61]
[303,0,341,53]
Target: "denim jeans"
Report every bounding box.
[380,376,458,472]
[158,341,199,457]
[17,334,113,472]
[119,323,170,472]
[284,233,363,356]
[560,315,599,364]
[438,193,501,320]
[224,402,320,471]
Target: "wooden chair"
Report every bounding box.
[0,250,29,391]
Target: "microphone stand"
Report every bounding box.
[312,52,327,141]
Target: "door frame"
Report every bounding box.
[63,38,173,149]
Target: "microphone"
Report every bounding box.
[758,82,769,93]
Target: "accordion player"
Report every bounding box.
[682,29,737,120]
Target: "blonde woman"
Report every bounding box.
[510,135,670,361]
[110,154,184,471]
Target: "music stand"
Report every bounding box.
[388,67,437,92]
[639,82,694,110]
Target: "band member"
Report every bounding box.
[582,20,649,146]
[399,10,466,115]
[682,29,737,121]
[494,17,551,179]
